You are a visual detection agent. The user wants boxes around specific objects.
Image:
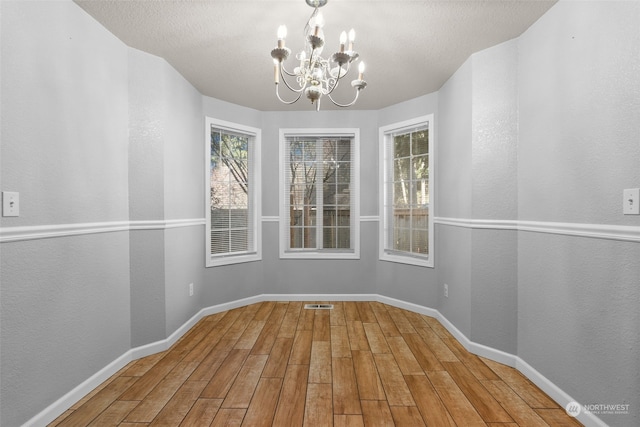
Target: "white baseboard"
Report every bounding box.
[23,293,604,427]
[515,358,609,427]
[263,293,379,302]
[375,294,440,318]
[22,350,134,427]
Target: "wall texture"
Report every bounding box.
[128,49,168,347]
[0,1,132,425]
[435,58,473,337]
[160,47,204,337]
[469,40,519,355]
[516,2,640,425]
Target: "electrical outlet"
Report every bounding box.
[623,188,640,215]
[444,283,448,298]
[189,283,194,296]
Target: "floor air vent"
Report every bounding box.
[304,304,334,310]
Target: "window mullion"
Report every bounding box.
[407,132,416,253]
[316,139,323,249]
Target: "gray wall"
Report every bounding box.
[1,0,639,426]
[1,1,204,425]
[469,40,519,354]
[1,1,132,425]
[128,49,167,347]
[127,39,204,344]
[516,1,640,425]
[436,58,474,337]
[161,47,204,336]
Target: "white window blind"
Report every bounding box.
[206,118,261,266]
[280,129,360,259]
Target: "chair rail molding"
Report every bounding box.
[0,219,206,243]
[434,217,640,243]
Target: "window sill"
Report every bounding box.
[380,252,433,268]
[207,253,261,267]
[279,250,360,260]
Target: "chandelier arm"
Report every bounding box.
[280,62,297,77]
[326,88,361,108]
[279,68,307,93]
[275,83,303,104]
[325,63,344,96]
[325,58,354,96]
[325,76,339,96]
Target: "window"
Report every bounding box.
[206,117,261,267]
[279,129,360,259]
[380,115,434,267]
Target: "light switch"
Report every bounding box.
[2,192,20,217]
[623,188,640,215]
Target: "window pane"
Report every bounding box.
[394,183,410,207]
[383,120,430,261]
[285,135,354,253]
[290,227,303,248]
[412,130,428,155]
[323,227,335,249]
[337,227,350,248]
[394,134,410,158]
[303,228,316,248]
[324,208,337,226]
[209,123,256,262]
[412,229,428,254]
[323,182,337,204]
[412,208,428,229]
[412,156,428,180]
[211,131,221,164]
[337,209,350,226]
[393,226,410,252]
[394,159,410,181]
[306,208,317,226]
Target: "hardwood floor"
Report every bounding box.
[50,302,582,426]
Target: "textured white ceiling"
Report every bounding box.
[75,0,556,111]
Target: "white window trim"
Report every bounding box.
[205,117,262,267]
[379,115,434,268]
[279,128,360,260]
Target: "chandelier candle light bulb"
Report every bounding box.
[358,62,365,80]
[313,13,324,36]
[270,0,367,110]
[277,25,287,48]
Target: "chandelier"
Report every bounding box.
[270,0,367,111]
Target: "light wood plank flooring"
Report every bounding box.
[50,302,582,426]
